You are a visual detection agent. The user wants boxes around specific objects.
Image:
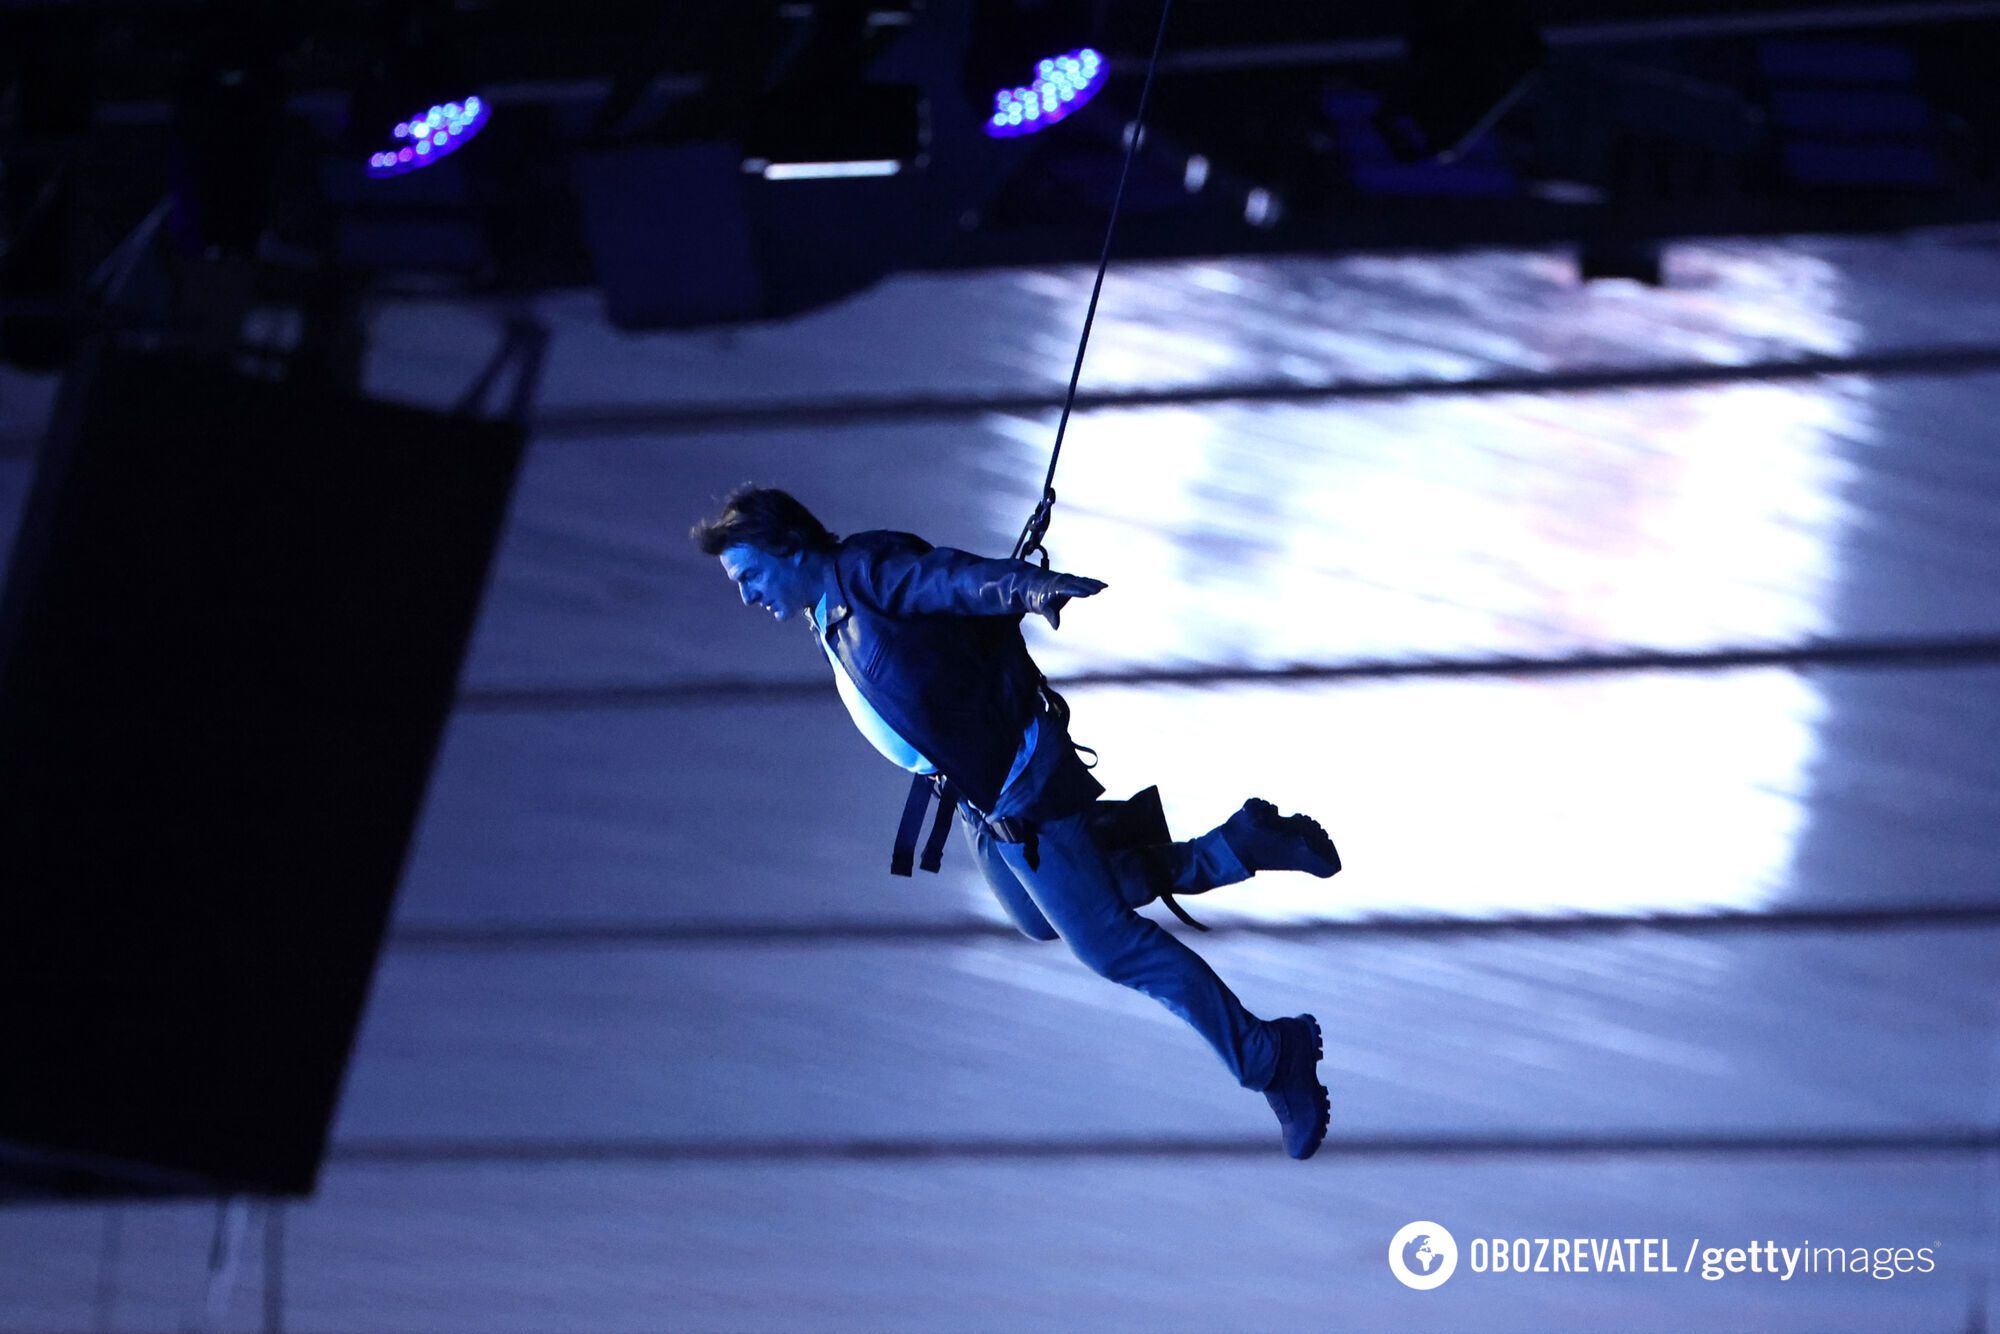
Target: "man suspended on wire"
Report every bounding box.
[692,485,1343,1160]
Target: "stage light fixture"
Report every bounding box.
[366,96,489,178]
[984,47,1106,138]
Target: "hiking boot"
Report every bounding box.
[1261,1014,1330,1160]
[1221,798,1341,878]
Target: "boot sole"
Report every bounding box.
[1298,1013,1330,1160]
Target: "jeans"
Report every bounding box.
[956,721,1282,1091]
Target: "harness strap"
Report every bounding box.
[988,818,1041,871]
[890,772,933,877]
[964,810,1043,871]
[919,778,957,873]
[894,774,968,876]
[1159,892,1209,932]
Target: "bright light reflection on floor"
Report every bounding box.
[1023,669,1826,921]
[990,379,1862,673]
[976,244,1872,921]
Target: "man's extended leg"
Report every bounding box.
[994,808,1280,1090]
[1108,799,1341,911]
[969,796,1267,932]
[1108,825,1248,908]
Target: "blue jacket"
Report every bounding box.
[812,529,1091,816]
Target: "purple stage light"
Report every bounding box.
[366,95,489,178]
[984,47,1105,139]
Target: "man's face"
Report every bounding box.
[720,543,813,623]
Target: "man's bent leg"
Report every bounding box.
[997,811,1280,1089]
[1107,825,1250,910]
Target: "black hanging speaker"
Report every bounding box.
[0,348,523,1199]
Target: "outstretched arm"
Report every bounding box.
[1040,572,1106,629]
[848,541,1106,625]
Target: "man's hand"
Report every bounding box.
[1041,573,1107,629]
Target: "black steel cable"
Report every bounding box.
[1013,0,1177,564]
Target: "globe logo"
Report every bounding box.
[1387,1220,1459,1290]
